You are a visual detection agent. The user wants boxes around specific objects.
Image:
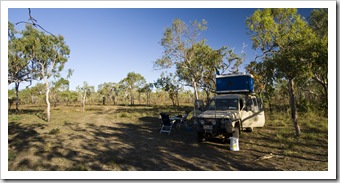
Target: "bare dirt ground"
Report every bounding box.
[8,105,328,171]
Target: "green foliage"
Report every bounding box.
[120,72,146,105]
[247,8,315,80]
[8,150,17,161]
[246,8,328,136]
[76,81,95,112]
[98,82,120,105]
[154,72,181,106]
[155,18,242,100]
[120,113,128,118]
[70,164,88,171]
[21,25,70,80]
[9,22,71,121]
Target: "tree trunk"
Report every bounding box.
[112,96,116,105]
[82,92,86,113]
[130,92,134,105]
[170,94,175,106]
[82,98,85,113]
[288,78,301,137]
[44,78,51,122]
[146,92,150,106]
[103,96,106,105]
[204,89,211,103]
[15,82,20,113]
[192,78,199,100]
[138,92,141,105]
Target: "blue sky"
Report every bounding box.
[8,8,313,91]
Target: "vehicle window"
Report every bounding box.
[214,99,238,110]
[252,98,259,112]
[240,99,244,110]
[246,98,253,107]
[195,100,204,111]
[206,100,216,110]
[257,98,263,110]
[252,98,258,106]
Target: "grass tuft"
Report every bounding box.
[8,150,17,161]
[48,128,60,135]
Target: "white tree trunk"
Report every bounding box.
[44,77,51,122]
[82,92,86,113]
[192,78,199,100]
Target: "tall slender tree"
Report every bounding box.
[22,25,70,121]
[308,9,328,112]
[155,19,242,100]
[154,19,208,100]
[76,81,94,112]
[247,8,318,136]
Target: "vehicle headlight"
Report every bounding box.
[211,120,216,125]
[199,119,205,125]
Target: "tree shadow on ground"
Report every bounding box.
[8,107,327,171]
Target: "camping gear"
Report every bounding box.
[230,137,239,151]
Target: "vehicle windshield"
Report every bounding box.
[206,98,239,110]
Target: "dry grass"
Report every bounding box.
[8,104,328,171]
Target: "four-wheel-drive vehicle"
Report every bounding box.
[193,73,265,142]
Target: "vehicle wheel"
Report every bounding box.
[197,132,205,142]
[221,135,228,144]
[232,125,240,138]
[245,127,253,132]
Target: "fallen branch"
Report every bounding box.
[252,153,284,162]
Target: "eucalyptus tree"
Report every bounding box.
[121,72,146,105]
[50,77,70,107]
[246,60,276,111]
[137,83,153,105]
[308,9,328,111]
[20,25,70,121]
[186,42,237,102]
[246,8,317,136]
[98,82,117,105]
[138,83,154,106]
[154,19,207,100]
[154,19,242,100]
[76,81,95,112]
[8,22,33,112]
[154,73,181,106]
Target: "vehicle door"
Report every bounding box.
[240,97,265,127]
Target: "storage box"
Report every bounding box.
[215,74,254,94]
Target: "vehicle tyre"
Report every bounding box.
[221,135,228,144]
[232,125,240,138]
[245,127,253,132]
[197,132,205,142]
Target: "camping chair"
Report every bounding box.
[159,113,176,135]
[177,110,190,129]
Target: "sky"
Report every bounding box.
[8,7,314,91]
